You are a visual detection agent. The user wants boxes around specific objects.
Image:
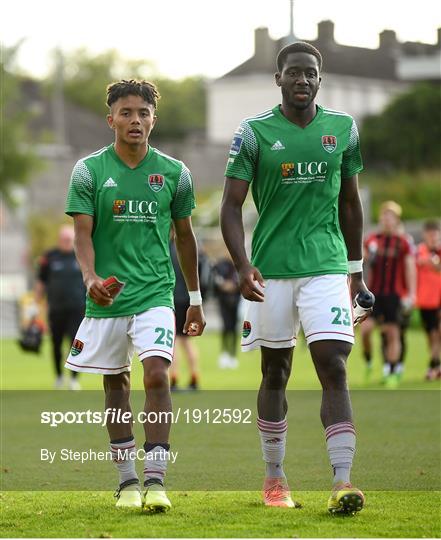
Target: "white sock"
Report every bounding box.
[325,422,356,485]
[257,417,287,478]
[110,437,138,485]
[143,443,169,486]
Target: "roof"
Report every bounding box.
[220,21,441,81]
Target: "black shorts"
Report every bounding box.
[420,309,441,333]
[372,294,402,325]
[174,301,189,337]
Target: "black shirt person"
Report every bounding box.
[35,225,86,389]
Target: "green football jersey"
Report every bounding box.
[225,104,363,278]
[65,143,195,318]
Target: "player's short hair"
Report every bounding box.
[380,200,402,218]
[276,41,323,72]
[424,219,441,232]
[106,79,160,109]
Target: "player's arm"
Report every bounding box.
[404,252,417,306]
[173,216,206,336]
[339,175,369,299]
[72,213,112,306]
[220,178,264,302]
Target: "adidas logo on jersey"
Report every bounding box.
[271,140,285,151]
[103,177,117,187]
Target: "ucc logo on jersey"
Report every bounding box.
[281,162,295,178]
[322,135,337,153]
[113,200,126,215]
[148,174,165,192]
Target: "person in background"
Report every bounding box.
[169,235,201,390]
[213,254,241,369]
[364,201,416,388]
[35,224,86,389]
[416,220,441,380]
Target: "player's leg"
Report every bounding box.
[104,371,142,508]
[300,275,363,514]
[381,322,401,387]
[421,309,441,380]
[258,346,299,507]
[170,302,188,388]
[179,336,199,389]
[225,298,240,365]
[360,315,374,381]
[377,295,402,387]
[141,356,172,511]
[218,298,237,368]
[169,338,180,391]
[242,279,299,507]
[48,309,65,387]
[65,316,141,507]
[131,307,175,512]
[396,310,410,379]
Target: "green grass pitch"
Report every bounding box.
[1,328,440,538]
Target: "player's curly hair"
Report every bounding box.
[276,41,323,72]
[106,79,161,109]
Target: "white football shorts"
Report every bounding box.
[65,306,175,375]
[241,275,354,351]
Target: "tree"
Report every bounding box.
[0,43,42,205]
[60,48,206,140]
[361,83,441,170]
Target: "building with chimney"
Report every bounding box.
[208,21,441,142]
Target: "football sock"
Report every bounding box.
[363,351,372,365]
[257,417,287,479]
[110,436,138,485]
[325,421,356,485]
[395,362,404,376]
[143,442,170,486]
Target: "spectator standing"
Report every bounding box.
[364,201,416,387]
[213,255,241,369]
[35,225,85,389]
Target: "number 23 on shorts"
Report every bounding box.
[330,307,351,326]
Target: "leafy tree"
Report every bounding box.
[0,43,42,205]
[60,48,206,139]
[361,83,441,170]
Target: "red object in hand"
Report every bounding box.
[102,276,125,299]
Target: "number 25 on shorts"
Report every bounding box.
[154,327,174,347]
[330,307,351,326]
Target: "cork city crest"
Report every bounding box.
[281,162,295,178]
[242,321,252,338]
[113,200,126,215]
[322,135,337,153]
[148,174,165,192]
[70,339,84,356]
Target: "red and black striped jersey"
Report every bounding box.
[364,232,413,297]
